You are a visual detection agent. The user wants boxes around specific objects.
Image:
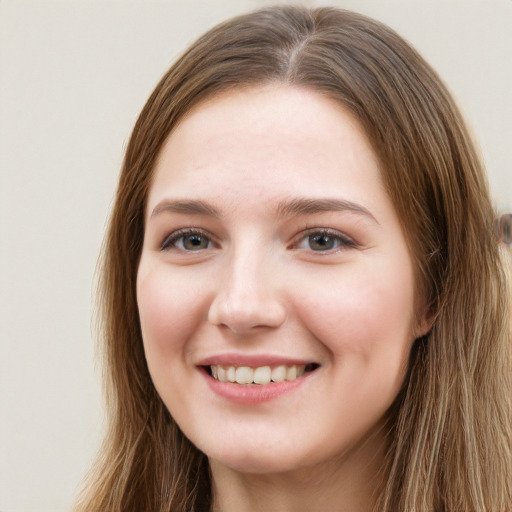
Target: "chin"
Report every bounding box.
[213,455,300,475]
[205,441,319,476]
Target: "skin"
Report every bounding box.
[137,85,430,511]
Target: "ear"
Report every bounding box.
[413,305,435,339]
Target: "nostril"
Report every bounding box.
[208,298,287,334]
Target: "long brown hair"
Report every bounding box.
[74,6,511,511]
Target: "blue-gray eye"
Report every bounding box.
[297,230,355,252]
[161,230,212,251]
[308,234,338,251]
[181,234,210,250]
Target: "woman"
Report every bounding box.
[75,5,511,511]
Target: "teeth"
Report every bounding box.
[286,366,297,380]
[253,366,271,385]
[271,365,286,382]
[226,366,236,383]
[217,366,227,383]
[209,364,309,385]
[236,366,253,384]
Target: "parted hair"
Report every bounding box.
[74,6,511,511]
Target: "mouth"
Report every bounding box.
[204,363,319,385]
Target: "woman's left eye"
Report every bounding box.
[296,230,356,252]
[161,230,213,251]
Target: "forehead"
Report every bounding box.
[148,85,388,215]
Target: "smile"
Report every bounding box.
[208,364,317,385]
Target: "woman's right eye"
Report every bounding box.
[161,229,213,251]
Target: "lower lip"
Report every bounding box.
[202,370,308,404]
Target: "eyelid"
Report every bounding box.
[158,226,357,253]
[292,227,357,251]
[160,227,215,251]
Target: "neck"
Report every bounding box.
[209,428,386,512]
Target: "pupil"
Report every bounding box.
[310,235,334,250]
[185,235,206,250]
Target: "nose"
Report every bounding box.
[207,248,287,335]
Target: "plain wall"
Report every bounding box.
[1,1,510,510]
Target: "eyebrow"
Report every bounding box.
[150,197,378,224]
[276,198,378,224]
[151,199,220,219]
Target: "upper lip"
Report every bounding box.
[196,353,317,367]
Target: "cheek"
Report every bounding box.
[292,259,417,358]
[136,265,205,363]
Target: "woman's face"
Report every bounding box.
[137,85,429,474]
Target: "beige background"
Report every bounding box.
[1,1,510,510]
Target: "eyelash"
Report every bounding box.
[160,228,214,251]
[293,228,357,253]
[160,227,357,253]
